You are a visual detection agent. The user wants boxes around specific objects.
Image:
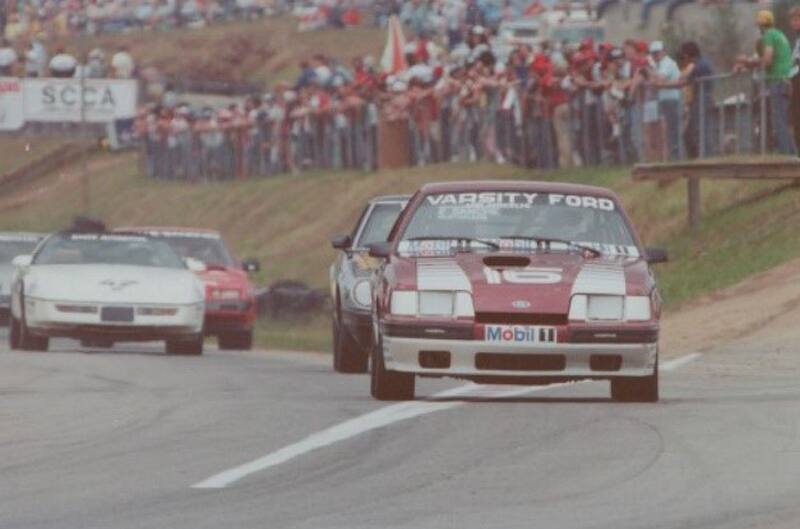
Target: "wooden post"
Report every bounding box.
[687,176,701,229]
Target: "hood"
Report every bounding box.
[395,253,651,316]
[197,266,254,300]
[346,251,383,279]
[26,265,204,304]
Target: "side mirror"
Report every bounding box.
[330,234,352,251]
[367,241,392,259]
[12,255,32,268]
[184,257,206,272]
[645,248,669,264]
[242,258,260,273]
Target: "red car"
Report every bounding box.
[367,181,668,402]
[119,227,260,350]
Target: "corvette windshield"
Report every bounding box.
[34,234,185,268]
[400,191,637,256]
[0,238,40,263]
[152,234,235,267]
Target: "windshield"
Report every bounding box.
[0,238,40,264]
[34,234,186,268]
[149,233,235,267]
[399,191,638,257]
[355,203,404,248]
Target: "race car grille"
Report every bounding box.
[383,322,473,340]
[475,312,567,326]
[569,329,658,344]
[475,353,566,372]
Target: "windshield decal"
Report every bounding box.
[425,193,615,211]
[140,231,220,240]
[69,234,149,243]
[397,239,640,258]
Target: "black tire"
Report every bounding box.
[9,316,21,350]
[218,330,253,350]
[15,294,49,352]
[370,336,414,401]
[166,334,204,356]
[611,362,659,403]
[333,319,368,374]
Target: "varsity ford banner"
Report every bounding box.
[0,78,24,131]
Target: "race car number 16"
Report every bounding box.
[484,267,563,285]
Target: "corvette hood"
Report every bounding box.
[400,253,650,316]
[25,265,204,304]
[198,267,252,292]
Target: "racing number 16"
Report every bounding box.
[484,267,563,285]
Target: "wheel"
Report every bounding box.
[333,319,368,374]
[15,295,49,352]
[611,362,659,403]
[370,335,414,401]
[218,330,253,350]
[166,334,204,356]
[9,316,21,349]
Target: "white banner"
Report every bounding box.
[0,78,24,131]
[22,78,138,123]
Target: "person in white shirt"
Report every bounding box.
[0,39,18,76]
[49,48,78,78]
[111,46,135,78]
[649,40,682,161]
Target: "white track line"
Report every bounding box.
[192,353,701,489]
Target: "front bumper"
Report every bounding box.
[203,299,255,335]
[382,336,658,379]
[24,298,204,340]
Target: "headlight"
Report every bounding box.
[390,290,474,318]
[569,295,651,322]
[211,288,241,300]
[351,280,372,309]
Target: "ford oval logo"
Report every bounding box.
[512,300,531,309]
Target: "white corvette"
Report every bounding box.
[9,232,206,355]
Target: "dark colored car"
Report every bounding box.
[329,195,409,373]
[367,181,668,402]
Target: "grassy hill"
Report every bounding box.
[2,151,800,350]
[56,16,384,87]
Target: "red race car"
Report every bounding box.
[367,181,668,402]
[119,227,260,350]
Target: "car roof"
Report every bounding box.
[369,194,412,204]
[418,180,620,200]
[117,226,222,237]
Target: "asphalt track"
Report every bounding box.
[1,329,799,529]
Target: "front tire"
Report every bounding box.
[166,334,204,356]
[9,316,21,349]
[333,319,368,374]
[370,335,414,401]
[611,362,659,403]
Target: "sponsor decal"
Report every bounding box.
[70,234,148,242]
[484,266,563,285]
[0,234,42,243]
[142,230,220,240]
[511,300,531,309]
[485,325,557,343]
[425,192,616,211]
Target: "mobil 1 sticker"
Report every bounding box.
[485,325,557,344]
[426,192,615,211]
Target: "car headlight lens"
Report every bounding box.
[351,280,372,309]
[569,295,651,322]
[211,288,241,300]
[390,290,474,318]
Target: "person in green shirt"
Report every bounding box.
[738,10,798,155]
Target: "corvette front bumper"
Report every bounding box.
[382,336,658,379]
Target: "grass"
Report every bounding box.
[54,16,384,87]
[0,137,78,177]
[1,152,800,351]
[255,313,331,353]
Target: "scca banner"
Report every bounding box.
[0,78,24,131]
[22,78,138,123]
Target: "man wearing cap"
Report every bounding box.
[738,10,797,155]
[650,40,682,161]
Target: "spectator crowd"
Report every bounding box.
[139,5,800,182]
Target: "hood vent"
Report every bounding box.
[483,255,530,268]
